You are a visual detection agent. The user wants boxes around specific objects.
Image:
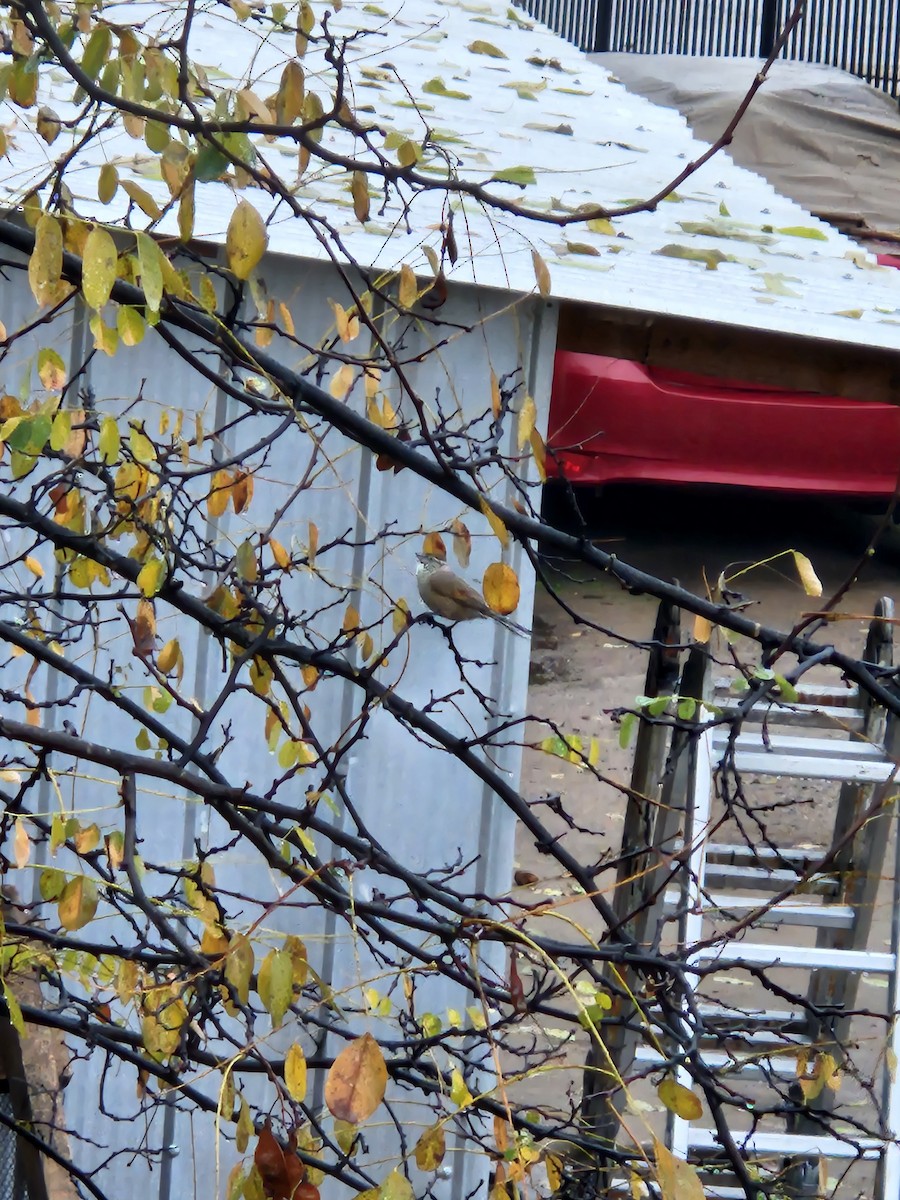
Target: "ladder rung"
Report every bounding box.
[663,891,854,929]
[726,750,894,783]
[698,1004,805,1030]
[692,942,896,972]
[703,865,839,894]
[711,730,887,762]
[714,680,861,707]
[706,844,825,866]
[719,704,865,731]
[686,1127,883,1159]
[636,1046,801,1077]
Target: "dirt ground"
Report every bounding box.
[512,484,900,1188]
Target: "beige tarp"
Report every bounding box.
[592,54,900,236]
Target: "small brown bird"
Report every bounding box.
[416,553,531,638]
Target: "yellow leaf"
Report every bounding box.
[225,934,254,1007]
[450,1067,473,1109]
[178,175,195,243]
[529,427,547,481]
[693,613,713,643]
[99,416,120,465]
[207,468,232,518]
[330,363,354,399]
[24,555,44,579]
[137,556,166,598]
[74,823,101,854]
[414,1123,445,1171]
[277,60,305,123]
[83,227,118,310]
[89,314,118,356]
[58,877,99,931]
[342,604,361,636]
[379,1171,413,1200]
[392,599,411,634]
[517,395,537,451]
[226,200,268,280]
[351,171,370,223]
[490,369,501,419]
[14,818,30,869]
[479,497,509,547]
[398,264,417,309]
[235,540,258,583]
[653,1138,704,1200]
[301,664,318,689]
[482,562,520,615]
[531,248,551,297]
[29,214,63,306]
[324,1033,387,1123]
[129,424,157,464]
[269,538,290,570]
[284,1042,307,1102]
[157,638,180,674]
[330,300,359,343]
[657,1077,702,1121]
[39,348,67,391]
[364,367,381,399]
[120,179,161,219]
[236,1095,253,1152]
[136,231,164,314]
[258,948,293,1028]
[793,550,823,597]
[117,305,146,346]
[308,521,318,566]
[544,1154,562,1193]
[284,934,309,985]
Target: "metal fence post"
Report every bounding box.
[591,0,614,51]
[758,0,779,56]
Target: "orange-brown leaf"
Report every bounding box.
[324,1032,387,1124]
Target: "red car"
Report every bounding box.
[548,257,900,499]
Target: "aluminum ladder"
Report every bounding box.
[656,599,900,1198]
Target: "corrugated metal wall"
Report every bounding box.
[0,247,558,1200]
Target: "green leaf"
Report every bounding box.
[3,981,24,1037]
[81,26,112,81]
[776,225,828,241]
[618,710,637,749]
[491,165,536,186]
[467,39,507,57]
[195,143,230,182]
[422,77,471,101]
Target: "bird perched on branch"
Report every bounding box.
[416,552,531,638]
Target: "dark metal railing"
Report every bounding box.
[518,0,900,98]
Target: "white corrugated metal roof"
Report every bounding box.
[5,0,900,350]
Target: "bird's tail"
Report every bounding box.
[492,611,531,638]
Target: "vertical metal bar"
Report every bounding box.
[759,0,779,54]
